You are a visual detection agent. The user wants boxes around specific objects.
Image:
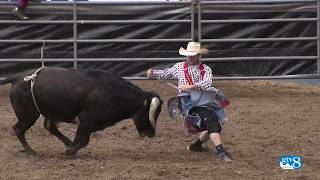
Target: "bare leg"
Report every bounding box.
[210,133,232,161]
[199,130,209,142]
[187,107,232,161]
[209,133,222,146]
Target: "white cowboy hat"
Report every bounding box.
[179,42,209,56]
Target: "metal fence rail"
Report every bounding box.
[0,0,195,69]
[198,0,319,80]
[200,0,317,4]
[0,20,192,24]
[0,0,319,80]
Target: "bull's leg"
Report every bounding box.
[65,125,91,156]
[12,108,40,156]
[13,119,38,156]
[11,92,40,157]
[44,118,72,148]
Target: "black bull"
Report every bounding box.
[0,67,162,156]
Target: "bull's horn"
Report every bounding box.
[149,97,160,128]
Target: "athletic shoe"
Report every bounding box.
[12,7,30,20]
[186,140,204,152]
[217,151,233,161]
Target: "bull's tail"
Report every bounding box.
[0,69,42,86]
[0,75,20,85]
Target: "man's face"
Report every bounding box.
[186,54,201,65]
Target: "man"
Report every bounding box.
[147,42,232,161]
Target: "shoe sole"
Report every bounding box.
[186,145,204,152]
[12,9,30,20]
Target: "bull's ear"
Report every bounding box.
[144,99,148,106]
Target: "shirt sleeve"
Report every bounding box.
[153,63,179,80]
[194,64,213,90]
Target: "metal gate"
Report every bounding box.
[0,0,319,80]
[198,0,319,80]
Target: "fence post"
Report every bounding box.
[317,0,320,77]
[197,0,202,43]
[73,0,78,69]
[191,0,195,41]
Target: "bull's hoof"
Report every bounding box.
[63,140,73,149]
[20,149,38,157]
[65,149,76,156]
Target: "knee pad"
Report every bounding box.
[189,107,222,133]
[207,120,222,134]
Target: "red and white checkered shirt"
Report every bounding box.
[153,62,213,93]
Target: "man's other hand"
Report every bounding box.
[147,69,155,79]
[180,85,200,91]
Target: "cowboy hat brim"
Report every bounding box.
[178,47,209,56]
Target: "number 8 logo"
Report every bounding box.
[292,157,302,169]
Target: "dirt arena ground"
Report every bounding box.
[0,80,319,180]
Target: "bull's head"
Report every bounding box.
[133,93,162,138]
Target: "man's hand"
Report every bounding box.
[180,85,200,91]
[147,69,155,79]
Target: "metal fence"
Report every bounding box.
[198,0,320,80]
[0,0,319,80]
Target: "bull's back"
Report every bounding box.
[31,68,96,120]
[82,71,146,121]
